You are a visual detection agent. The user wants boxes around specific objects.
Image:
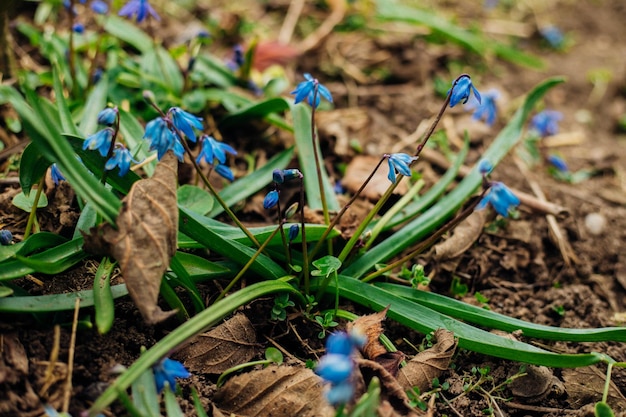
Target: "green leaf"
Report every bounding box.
[265,347,284,364]
[163,386,185,417]
[12,190,48,212]
[140,46,184,95]
[19,143,50,196]
[79,74,109,136]
[51,60,80,136]
[172,251,230,281]
[219,97,290,130]
[311,256,342,277]
[102,15,153,53]
[344,77,565,277]
[131,367,160,417]
[16,232,68,257]
[0,287,13,298]
[595,402,615,417]
[94,257,116,335]
[191,388,209,417]
[177,185,214,215]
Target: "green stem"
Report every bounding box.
[23,176,45,239]
[300,178,310,294]
[311,84,330,226]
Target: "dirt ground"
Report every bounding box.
[1,0,626,416]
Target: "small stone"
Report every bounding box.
[584,213,606,236]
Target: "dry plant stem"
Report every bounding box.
[309,156,387,261]
[278,0,305,45]
[215,225,281,302]
[39,325,61,397]
[299,178,310,294]
[62,298,80,413]
[23,176,45,239]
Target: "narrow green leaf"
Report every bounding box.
[79,74,109,135]
[19,143,50,196]
[163,387,185,417]
[132,367,160,417]
[173,251,230,281]
[102,15,152,53]
[191,388,209,417]
[16,232,68,257]
[118,108,155,176]
[219,97,290,129]
[52,61,80,136]
[94,257,116,334]
[140,46,184,95]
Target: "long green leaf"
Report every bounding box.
[79,74,109,136]
[52,61,80,136]
[219,97,290,130]
[377,283,626,343]
[344,77,564,277]
[321,276,609,368]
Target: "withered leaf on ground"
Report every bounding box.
[174,314,258,374]
[397,329,457,392]
[83,152,179,324]
[214,365,335,417]
[348,307,389,360]
[433,209,487,261]
[342,155,409,201]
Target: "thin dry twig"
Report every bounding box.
[62,297,81,412]
[278,0,306,45]
[296,0,346,53]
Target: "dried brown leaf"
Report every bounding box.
[397,329,457,392]
[433,209,487,261]
[214,365,334,417]
[83,152,179,324]
[562,367,626,411]
[348,307,389,360]
[342,155,408,201]
[509,365,561,403]
[175,314,258,374]
[0,333,28,384]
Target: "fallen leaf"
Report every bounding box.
[397,329,457,392]
[342,155,409,201]
[348,307,389,360]
[174,314,258,374]
[83,152,179,324]
[0,333,28,384]
[433,209,487,261]
[562,366,626,411]
[214,365,334,417]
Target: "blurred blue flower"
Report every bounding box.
[477,182,520,217]
[170,137,185,162]
[273,168,302,184]
[51,163,66,185]
[540,25,564,49]
[449,75,481,108]
[83,127,114,157]
[0,229,12,246]
[387,153,415,183]
[168,107,203,143]
[144,117,176,160]
[91,0,109,14]
[214,163,235,181]
[547,154,569,172]
[315,353,353,384]
[326,331,366,356]
[153,358,190,393]
[119,0,160,23]
[288,224,299,242]
[105,146,135,176]
[72,23,85,34]
[291,73,333,108]
[467,89,499,126]
[263,190,279,209]
[226,44,245,71]
[97,107,118,126]
[196,135,237,166]
[478,159,493,176]
[531,110,562,137]
[326,381,355,406]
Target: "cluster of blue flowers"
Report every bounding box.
[315,331,366,406]
[263,169,303,210]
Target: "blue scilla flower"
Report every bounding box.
[477,182,520,217]
[288,224,299,242]
[51,163,66,185]
[291,73,333,108]
[0,229,12,246]
[326,381,355,406]
[326,331,366,356]
[387,153,415,183]
[196,135,237,166]
[83,127,114,157]
[531,110,562,137]
[214,163,235,182]
[144,117,176,160]
[105,145,136,176]
[467,89,499,126]
[273,168,302,184]
[226,44,245,71]
[449,75,481,108]
[73,23,85,34]
[119,0,160,23]
[153,358,190,393]
[478,159,493,176]
[547,154,569,172]
[168,107,203,143]
[91,0,109,14]
[97,107,118,126]
[263,190,279,209]
[540,25,564,49]
[315,353,353,384]
[170,137,185,162]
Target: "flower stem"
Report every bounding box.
[23,176,45,239]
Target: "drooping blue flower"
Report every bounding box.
[225,44,245,71]
[315,353,353,384]
[477,182,520,217]
[291,73,333,108]
[91,0,109,14]
[531,110,562,137]
[449,75,481,108]
[326,381,355,406]
[288,224,299,242]
[168,107,203,143]
[478,159,493,175]
[105,145,136,176]
[273,168,302,184]
[387,153,416,183]
[540,25,564,49]
[153,358,190,393]
[325,331,366,356]
[118,0,160,23]
[467,89,499,126]
[97,107,118,126]
[195,135,237,166]
[72,23,85,34]
[83,127,114,157]
[214,163,235,181]
[50,163,66,185]
[263,190,279,209]
[144,117,176,160]
[547,154,569,172]
[170,137,185,162]
[0,229,12,246]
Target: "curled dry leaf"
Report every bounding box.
[348,306,389,360]
[433,209,487,261]
[83,152,179,324]
[214,365,335,417]
[174,314,257,374]
[509,365,563,403]
[397,329,457,392]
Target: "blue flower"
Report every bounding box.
[105,146,135,176]
[326,381,355,406]
[449,75,481,108]
[214,163,235,181]
[0,229,12,246]
[226,44,245,71]
[325,331,366,356]
[144,117,176,160]
[263,190,279,209]
[547,154,569,172]
[387,153,415,183]
[478,159,493,175]
[540,25,564,49]
[168,107,203,143]
[83,128,114,157]
[477,182,520,217]
[467,89,499,126]
[51,163,66,185]
[531,110,562,137]
[291,73,333,108]
[273,169,302,184]
[170,137,185,162]
[91,0,109,14]
[153,358,190,393]
[288,224,299,242]
[97,107,118,126]
[118,0,160,23]
[195,135,237,166]
[73,23,85,34]
[315,353,353,384]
